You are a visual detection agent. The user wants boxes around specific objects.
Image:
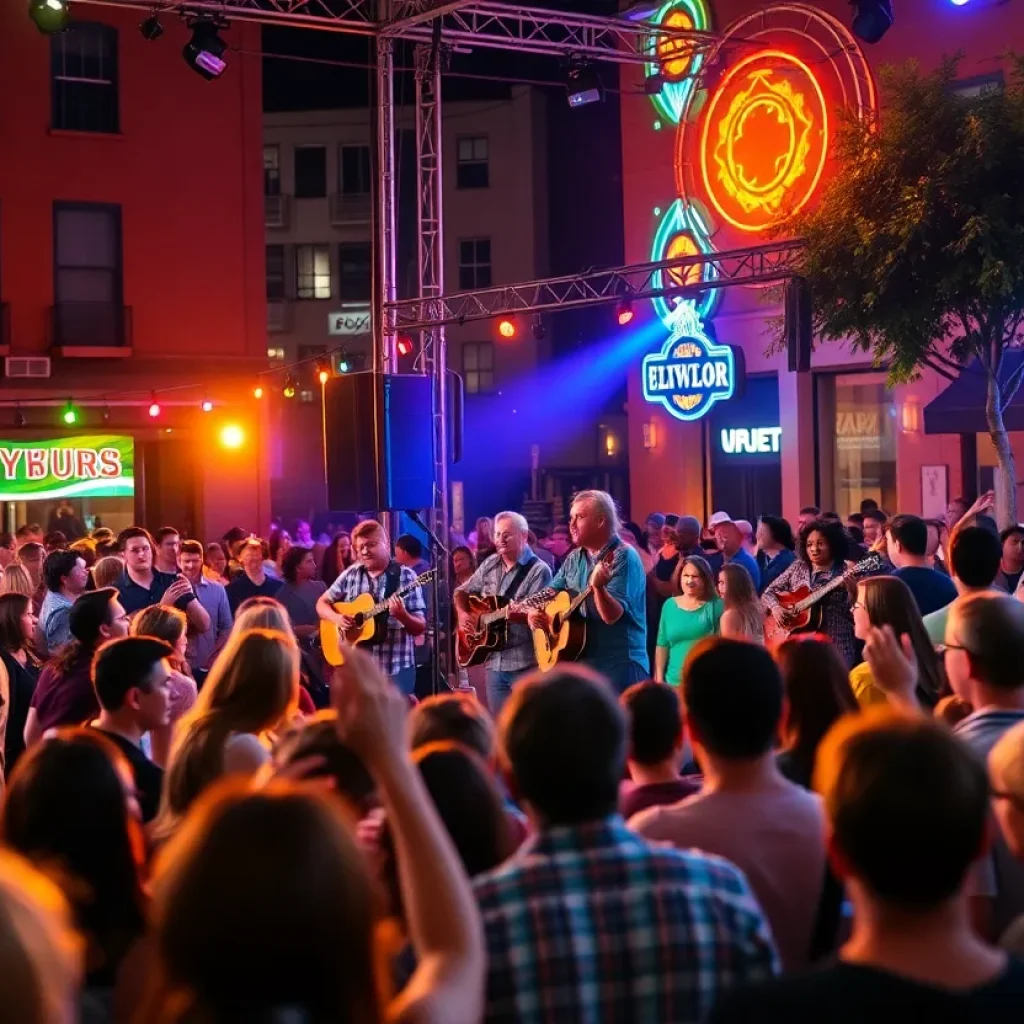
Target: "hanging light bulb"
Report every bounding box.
[316,358,331,386]
[102,405,111,425]
[148,392,161,418]
[253,384,264,400]
[282,374,298,399]
[62,399,79,426]
[201,397,214,413]
[14,405,26,428]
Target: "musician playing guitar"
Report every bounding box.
[527,490,649,693]
[761,518,857,666]
[315,520,426,695]
[453,511,552,717]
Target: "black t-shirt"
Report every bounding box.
[93,728,164,823]
[709,957,1024,1023]
[225,574,283,614]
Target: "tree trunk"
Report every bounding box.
[986,370,1019,528]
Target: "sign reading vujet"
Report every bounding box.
[642,303,735,421]
[0,436,135,500]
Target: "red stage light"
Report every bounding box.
[397,335,413,356]
[497,317,518,339]
[616,300,635,326]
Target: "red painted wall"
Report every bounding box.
[0,9,265,363]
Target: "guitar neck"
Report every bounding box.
[794,569,853,613]
[364,575,431,620]
[481,588,551,627]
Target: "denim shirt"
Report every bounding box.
[551,539,649,686]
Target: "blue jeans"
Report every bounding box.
[393,665,417,697]
[486,668,525,721]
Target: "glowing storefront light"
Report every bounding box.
[700,51,828,233]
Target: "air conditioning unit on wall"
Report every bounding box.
[4,357,51,379]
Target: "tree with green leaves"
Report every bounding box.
[783,56,1024,525]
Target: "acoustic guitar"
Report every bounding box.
[763,554,882,648]
[456,590,552,668]
[319,569,435,667]
[531,547,618,673]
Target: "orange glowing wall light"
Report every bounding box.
[699,50,829,234]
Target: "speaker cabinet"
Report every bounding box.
[323,373,435,511]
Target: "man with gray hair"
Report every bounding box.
[528,490,649,692]
[945,591,1024,941]
[454,510,552,716]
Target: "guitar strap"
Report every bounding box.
[363,561,403,647]
[502,553,538,601]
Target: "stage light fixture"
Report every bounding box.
[497,316,518,340]
[201,397,214,412]
[62,399,78,426]
[567,64,604,109]
[851,0,892,43]
[183,19,228,80]
[531,316,546,342]
[28,0,69,34]
[14,406,26,428]
[148,393,161,418]
[616,298,635,326]
[397,334,414,357]
[139,13,163,40]
[282,374,297,399]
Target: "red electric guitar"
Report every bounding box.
[763,554,882,648]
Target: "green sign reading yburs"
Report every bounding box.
[0,436,135,500]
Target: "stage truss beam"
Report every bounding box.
[384,240,806,332]
[80,0,380,32]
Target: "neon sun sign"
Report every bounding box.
[640,1,877,422]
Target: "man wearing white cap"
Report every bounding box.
[708,511,761,591]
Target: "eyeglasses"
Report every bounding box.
[850,601,863,612]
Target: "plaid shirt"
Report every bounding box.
[325,562,426,676]
[473,816,779,1024]
[455,548,553,672]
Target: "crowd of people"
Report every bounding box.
[0,489,1022,1021]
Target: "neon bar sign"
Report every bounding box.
[0,436,135,500]
[720,427,781,454]
[642,303,734,421]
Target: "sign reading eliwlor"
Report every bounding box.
[0,436,135,500]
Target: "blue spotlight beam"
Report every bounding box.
[385,239,805,333]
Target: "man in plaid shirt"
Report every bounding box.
[473,664,779,1023]
[454,510,552,717]
[316,520,426,694]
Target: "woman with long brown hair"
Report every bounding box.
[130,605,198,767]
[320,531,354,586]
[654,555,722,687]
[717,563,764,644]
[775,637,859,789]
[0,592,42,777]
[140,645,483,1023]
[851,575,946,709]
[153,628,299,844]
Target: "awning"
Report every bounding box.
[923,352,1024,434]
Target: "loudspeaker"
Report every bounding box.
[323,373,434,511]
[785,276,813,374]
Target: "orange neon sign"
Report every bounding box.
[699,50,828,233]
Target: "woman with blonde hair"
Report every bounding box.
[91,555,124,591]
[0,848,83,1024]
[140,645,483,1024]
[130,604,198,766]
[717,562,765,644]
[154,628,299,843]
[1,561,35,599]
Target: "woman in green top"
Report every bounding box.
[655,555,722,686]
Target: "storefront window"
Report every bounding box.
[817,372,898,515]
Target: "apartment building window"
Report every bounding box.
[457,136,489,189]
[296,245,331,300]
[294,146,327,198]
[51,23,119,134]
[338,243,372,303]
[53,202,124,346]
[463,342,494,394]
[266,244,286,301]
[459,238,492,290]
[264,146,281,196]
[339,145,372,195]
